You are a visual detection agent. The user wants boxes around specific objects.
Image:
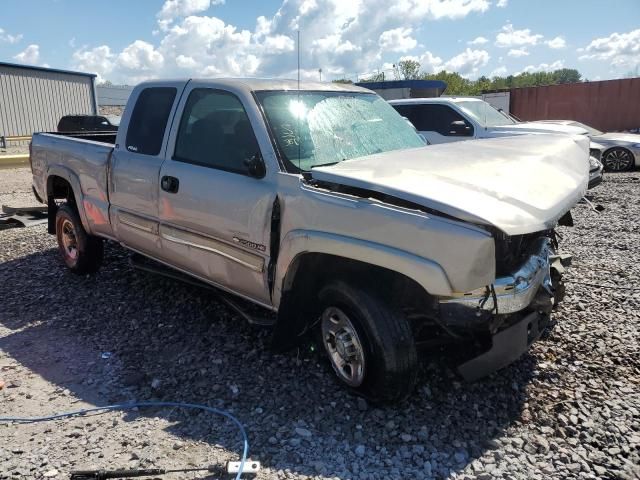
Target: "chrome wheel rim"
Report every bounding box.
[321,306,366,387]
[60,219,78,262]
[604,148,633,171]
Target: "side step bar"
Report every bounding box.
[129,253,276,327]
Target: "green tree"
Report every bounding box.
[420,71,473,95]
[332,78,353,84]
[552,68,582,84]
[397,60,421,80]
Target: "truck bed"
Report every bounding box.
[40,131,117,145]
[31,132,115,238]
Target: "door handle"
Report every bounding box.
[161,175,179,193]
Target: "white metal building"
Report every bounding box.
[96,84,134,107]
[0,62,97,141]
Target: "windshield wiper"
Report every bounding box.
[311,161,342,168]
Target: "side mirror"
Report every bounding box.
[244,152,266,178]
[449,120,472,136]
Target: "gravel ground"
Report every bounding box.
[1,167,639,480]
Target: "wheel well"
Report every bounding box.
[46,175,75,234]
[272,253,434,350]
[47,175,74,201]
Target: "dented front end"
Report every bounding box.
[436,231,571,380]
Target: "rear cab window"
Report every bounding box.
[126,87,177,156]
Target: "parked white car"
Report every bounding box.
[535,120,640,172]
[389,97,592,144]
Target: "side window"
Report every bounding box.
[126,87,177,156]
[428,105,472,136]
[173,89,260,175]
[391,105,418,129]
[394,104,440,132]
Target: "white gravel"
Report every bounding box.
[1,167,639,480]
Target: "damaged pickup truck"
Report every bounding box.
[30,79,589,402]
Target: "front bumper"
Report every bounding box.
[439,238,554,315]
[588,157,604,189]
[457,311,548,381]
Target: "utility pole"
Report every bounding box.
[318,68,322,81]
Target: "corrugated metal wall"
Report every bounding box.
[509,78,640,132]
[0,64,96,138]
[97,85,134,106]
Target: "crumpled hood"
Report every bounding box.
[311,135,590,236]
[491,122,589,136]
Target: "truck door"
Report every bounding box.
[157,85,275,306]
[109,84,184,257]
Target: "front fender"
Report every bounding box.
[273,229,453,308]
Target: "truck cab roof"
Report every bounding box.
[135,78,372,94]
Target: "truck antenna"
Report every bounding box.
[297,29,300,91]
[297,29,301,168]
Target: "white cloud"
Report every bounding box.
[72,46,115,82]
[496,0,508,7]
[545,36,566,49]
[401,52,439,73]
[379,27,417,52]
[579,29,640,68]
[507,48,529,57]
[117,40,164,76]
[400,51,444,73]
[490,66,507,76]
[495,23,543,48]
[263,34,296,53]
[157,0,224,29]
[520,59,564,74]
[400,47,489,77]
[468,36,488,45]
[400,0,491,20]
[175,55,198,69]
[444,48,490,76]
[0,27,22,44]
[13,44,40,65]
[70,0,502,83]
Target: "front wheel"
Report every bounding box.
[602,147,634,172]
[55,204,104,274]
[317,280,418,403]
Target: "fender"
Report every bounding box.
[46,165,92,234]
[273,229,453,308]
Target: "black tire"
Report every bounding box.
[602,147,634,172]
[55,203,103,274]
[317,280,418,403]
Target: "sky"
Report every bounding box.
[1,0,639,85]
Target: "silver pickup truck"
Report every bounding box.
[30,79,589,403]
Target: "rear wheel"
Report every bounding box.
[55,204,103,274]
[317,280,418,403]
[602,147,634,172]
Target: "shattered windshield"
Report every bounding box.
[256,91,426,172]
[457,100,516,127]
